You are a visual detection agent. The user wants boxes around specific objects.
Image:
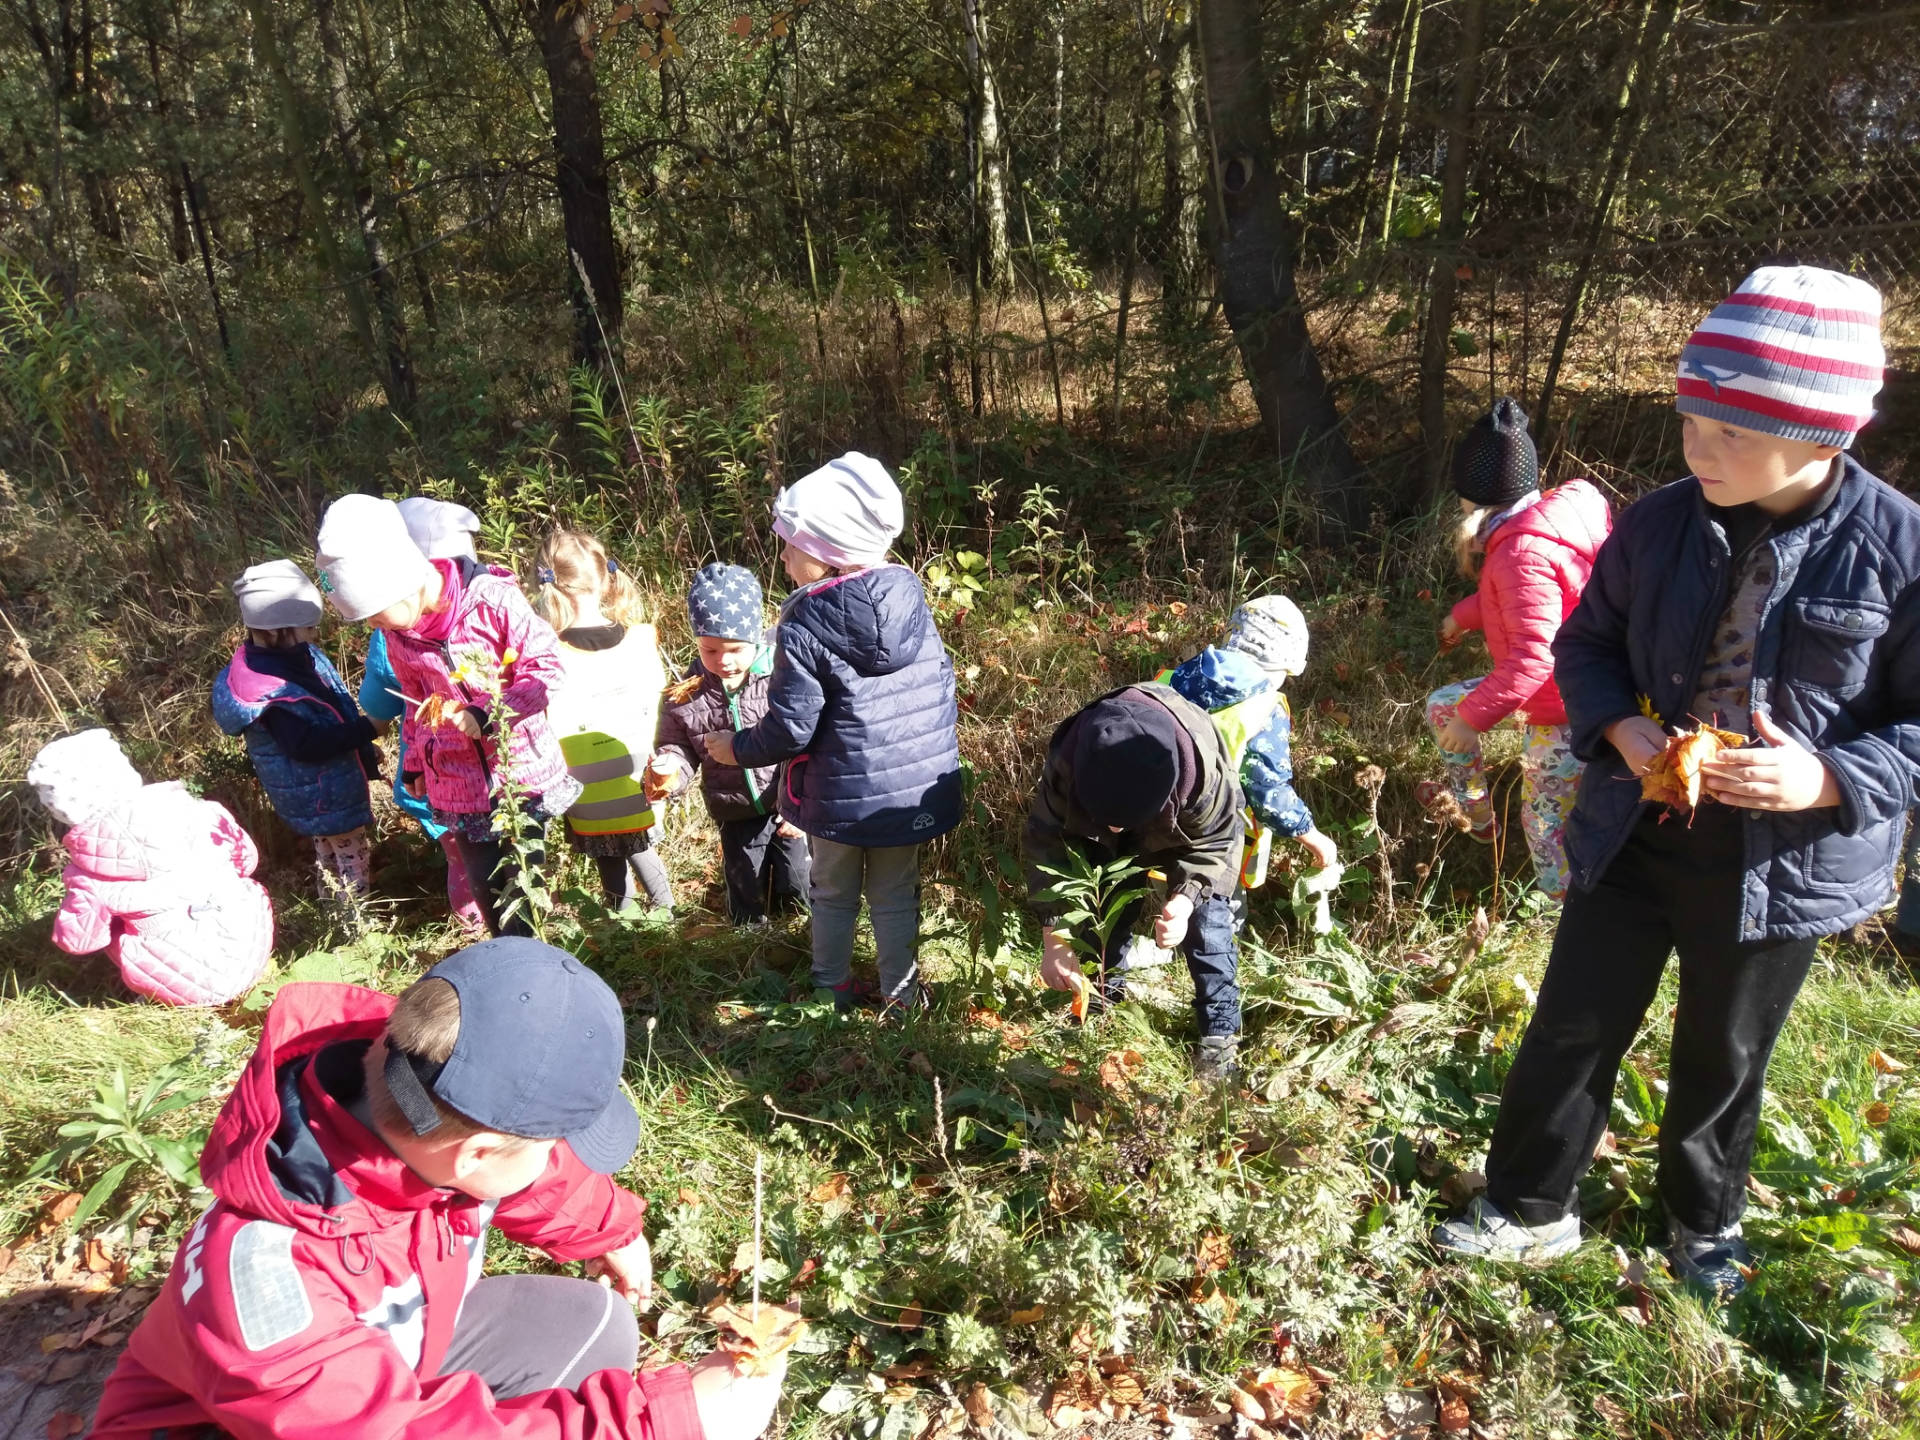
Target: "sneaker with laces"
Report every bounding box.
[1432,1195,1581,1261]
[1193,1034,1240,1083]
[1667,1221,1751,1301]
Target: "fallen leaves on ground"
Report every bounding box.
[1195,1230,1232,1276]
[706,1300,807,1376]
[1871,1048,1907,1074]
[37,1192,83,1237]
[46,1413,86,1440]
[1045,1359,1149,1427]
[1066,970,1091,1022]
[808,1173,850,1204]
[1886,1226,1920,1258]
[963,1381,994,1428]
[1097,1049,1142,1091]
[1234,1366,1322,1426]
[1865,1101,1893,1125]
[1009,1304,1046,1324]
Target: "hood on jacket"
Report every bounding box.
[784,565,934,678]
[64,783,224,882]
[212,645,342,737]
[1167,646,1274,712]
[1486,478,1611,567]
[200,981,417,1241]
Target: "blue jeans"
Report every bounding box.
[1098,893,1240,1038]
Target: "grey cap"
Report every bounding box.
[233,559,324,631]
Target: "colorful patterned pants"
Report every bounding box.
[1425,678,1580,900]
[313,827,372,899]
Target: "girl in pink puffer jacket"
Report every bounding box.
[29,729,273,1006]
[1421,399,1612,900]
[316,494,577,938]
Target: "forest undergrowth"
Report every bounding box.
[1,263,1918,1440]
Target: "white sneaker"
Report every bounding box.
[1432,1195,1581,1261]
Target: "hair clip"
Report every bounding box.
[606,558,620,574]
[537,566,556,585]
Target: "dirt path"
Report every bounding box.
[0,1282,147,1439]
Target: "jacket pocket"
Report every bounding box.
[1785,809,1895,896]
[1785,596,1888,697]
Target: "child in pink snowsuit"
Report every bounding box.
[29,729,273,1006]
[1422,399,1612,899]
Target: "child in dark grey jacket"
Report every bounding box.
[1434,266,1920,1300]
[704,455,962,1011]
[650,564,809,925]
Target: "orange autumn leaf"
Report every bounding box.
[1241,1366,1323,1426]
[1865,1101,1892,1125]
[1438,1393,1472,1433]
[1065,969,1091,1022]
[47,1413,86,1440]
[1871,1049,1908,1074]
[1097,1049,1143,1091]
[83,1238,113,1274]
[730,13,752,35]
[895,1302,924,1331]
[414,693,468,731]
[1640,723,1742,815]
[706,1300,807,1376]
[1194,1230,1231,1276]
[1887,1225,1920,1258]
[1008,1304,1046,1324]
[808,1172,850,1204]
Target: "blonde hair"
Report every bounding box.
[1453,504,1493,581]
[368,978,533,1148]
[537,528,647,633]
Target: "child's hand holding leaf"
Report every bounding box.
[1606,714,1669,777]
[1702,711,1840,811]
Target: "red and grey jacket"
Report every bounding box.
[89,982,699,1440]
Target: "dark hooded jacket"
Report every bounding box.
[1554,456,1920,940]
[1024,682,1246,921]
[731,564,962,847]
[652,646,783,823]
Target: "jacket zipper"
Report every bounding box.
[726,683,765,815]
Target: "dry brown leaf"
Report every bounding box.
[46,1413,86,1440]
[882,1356,938,1380]
[39,1192,84,1234]
[1886,1225,1920,1258]
[1097,1049,1143,1091]
[908,1052,935,1080]
[83,1238,112,1274]
[1227,1385,1266,1423]
[413,693,469,731]
[1871,1049,1908,1074]
[963,1381,994,1429]
[1195,1231,1232,1276]
[1747,1174,1781,1209]
[729,14,752,36]
[0,1245,13,1276]
[1066,970,1091,1023]
[1071,1098,1101,1126]
[1241,1367,1321,1425]
[1069,1323,1098,1358]
[1010,1304,1046,1325]
[895,1303,924,1331]
[706,1301,807,1376]
[1046,1370,1105,1425]
[1640,724,1742,815]
[46,1353,87,1383]
[676,1187,702,1206]
[808,1173,850,1204]
[1437,1392,1472,1433]
[1865,1101,1893,1126]
[39,1331,79,1355]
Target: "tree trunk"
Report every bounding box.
[528,0,623,371]
[1158,23,1205,318]
[241,0,385,396]
[314,0,415,415]
[1356,0,1421,255]
[1534,0,1677,441]
[1416,0,1484,499]
[960,0,1012,293]
[1193,0,1361,529]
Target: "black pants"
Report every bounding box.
[720,814,810,923]
[1486,806,1818,1233]
[438,1274,639,1397]
[452,815,548,939]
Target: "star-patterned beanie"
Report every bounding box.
[1452,397,1539,507]
[1676,265,1884,447]
[687,563,765,643]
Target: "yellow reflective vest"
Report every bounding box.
[550,624,669,837]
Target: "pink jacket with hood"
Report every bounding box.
[89,981,698,1440]
[51,782,274,1006]
[384,558,573,815]
[1448,479,1613,730]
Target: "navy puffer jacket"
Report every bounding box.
[1554,456,1920,941]
[732,564,962,847]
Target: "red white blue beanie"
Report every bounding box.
[1676,265,1884,448]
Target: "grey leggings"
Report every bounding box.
[438,1274,639,1398]
[809,837,922,1002]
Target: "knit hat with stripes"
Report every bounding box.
[1676,265,1884,447]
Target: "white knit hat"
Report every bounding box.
[28,728,144,828]
[232,558,323,630]
[1676,265,1885,447]
[397,497,482,560]
[315,494,439,622]
[1223,596,1310,679]
[772,452,904,569]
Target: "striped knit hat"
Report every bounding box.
[1676,265,1884,447]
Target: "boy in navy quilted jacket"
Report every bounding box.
[1434,267,1920,1301]
[213,560,383,905]
[704,454,962,1011]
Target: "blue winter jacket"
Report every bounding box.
[1166,646,1315,837]
[1554,456,1920,940]
[211,643,377,837]
[732,564,962,848]
[358,630,445,840]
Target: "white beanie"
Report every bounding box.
[772,452,904,569]
[28,728,145,828]
[397,497,481,560]
[232,558,323,630]
[315,494,439,622]
[1223,595,1310,679]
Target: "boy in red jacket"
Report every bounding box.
[90,938,786,1440]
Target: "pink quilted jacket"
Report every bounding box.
[1449,479,1613,731]
[51,784,274,1007]
[383,562,571,816]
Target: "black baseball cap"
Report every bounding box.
[382,937,639,1174]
